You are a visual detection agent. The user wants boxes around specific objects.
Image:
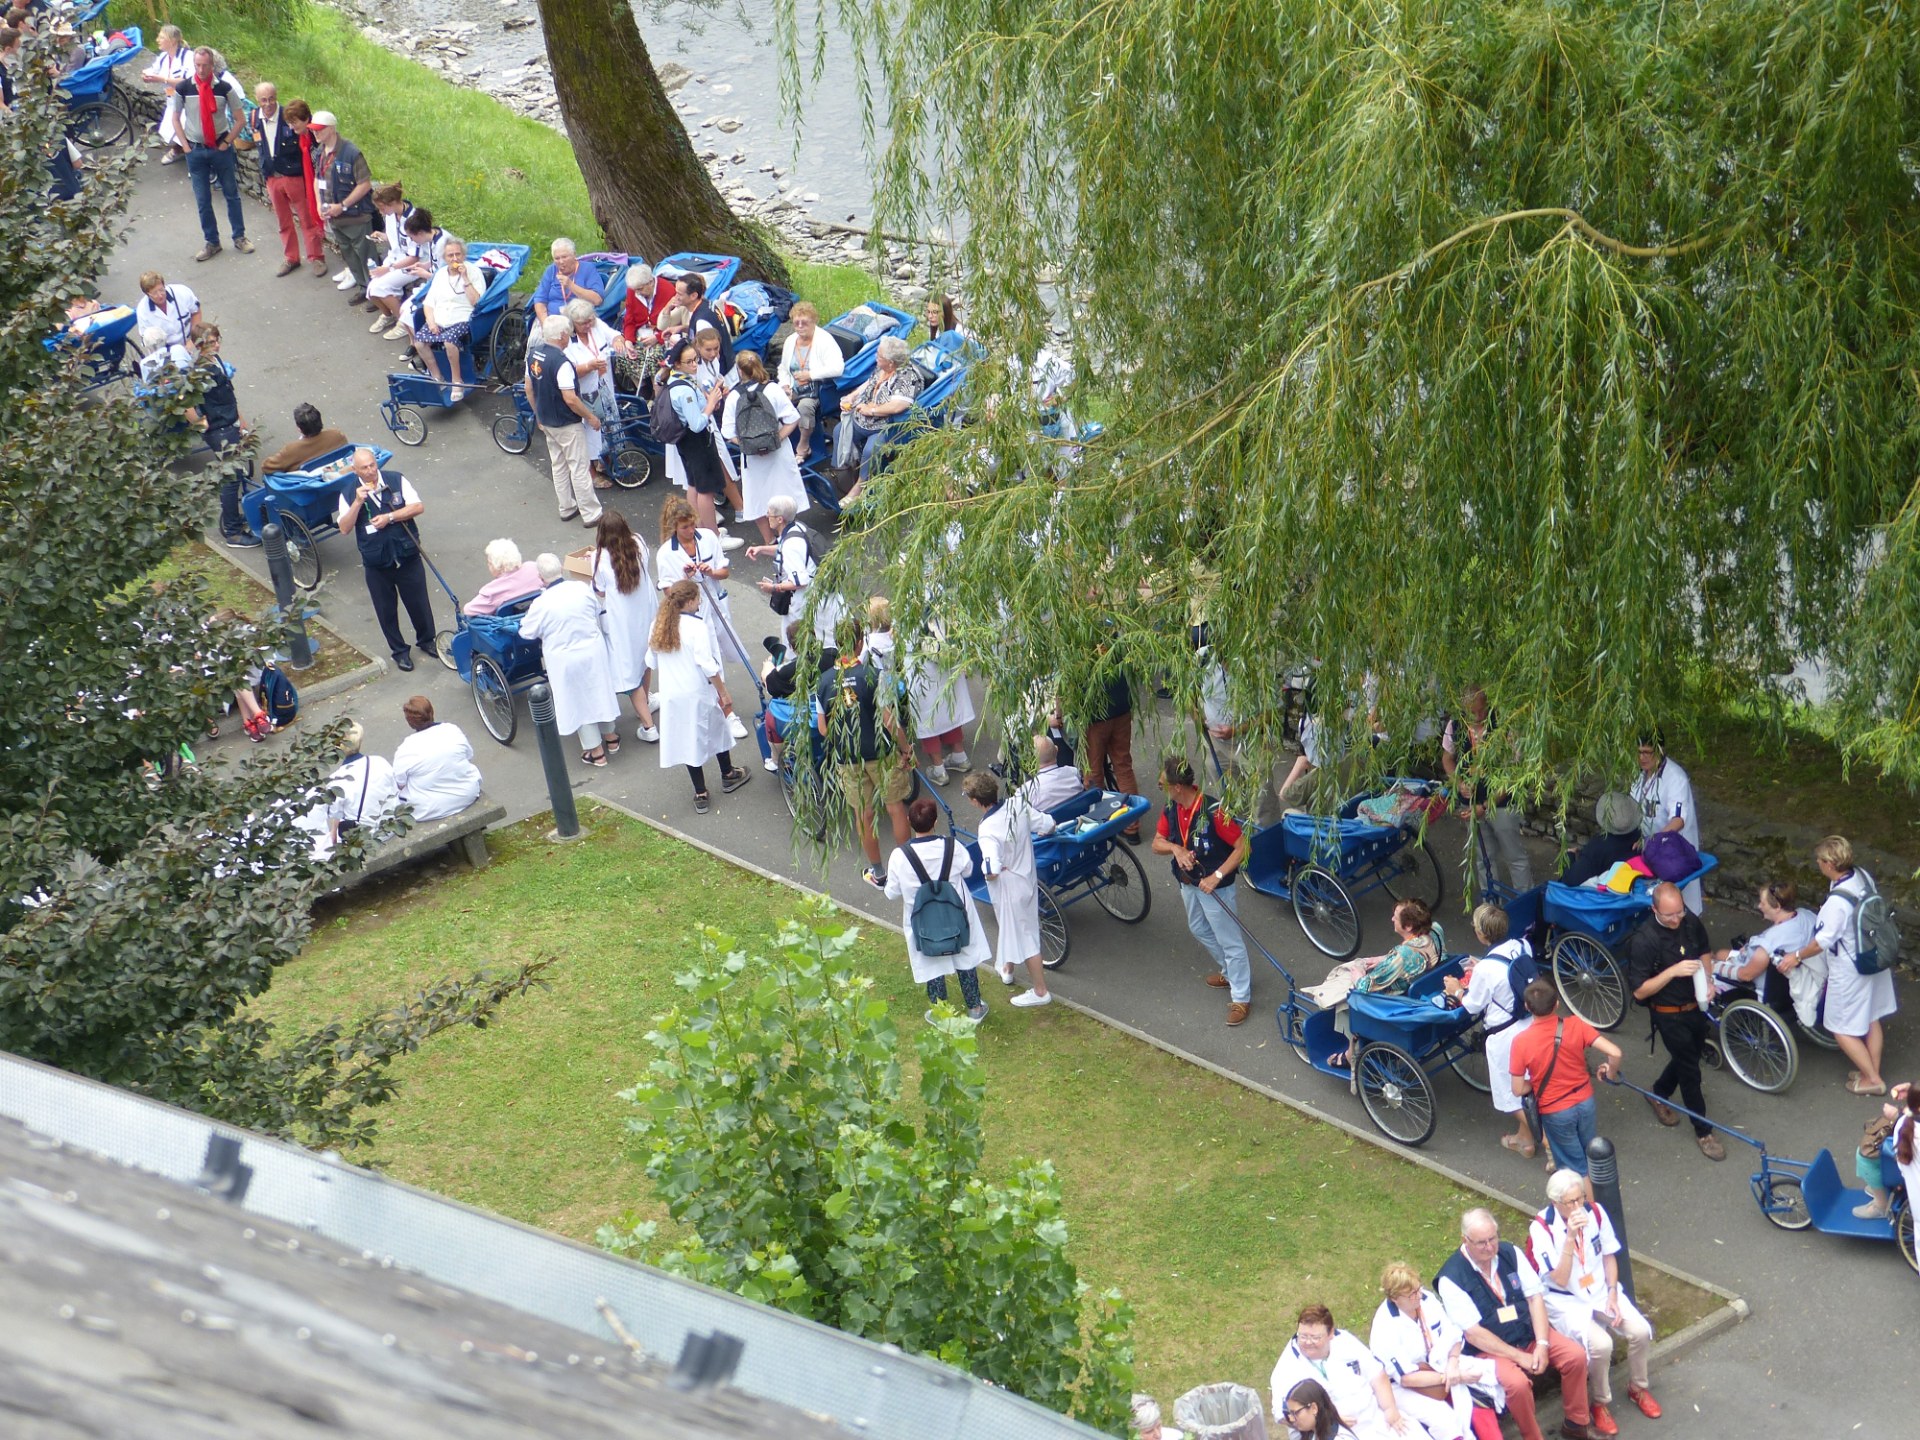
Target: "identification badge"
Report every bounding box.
[1496,1304,1519,1323]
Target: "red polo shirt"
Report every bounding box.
[1509,1013,1600,1114]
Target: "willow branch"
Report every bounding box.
[1353,207,1721,299]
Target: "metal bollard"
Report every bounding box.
[527,682,582,841]
[260,523,316,670]
[1587,1135,1635,1305]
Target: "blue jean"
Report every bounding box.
[1540,1093,1598,1175]
[1180,881,1251,1003]
[186,145,245,245]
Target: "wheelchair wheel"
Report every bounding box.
[71,94,131,149]
[491,412,531,455]
[781,757,829,842]
[471,653,517,744]
[609,443,655,489]
[1762,1174,1811,1231]
[390,404,428,447]
[1037,883,1070,970]
[1720,998,1799,1094]
[1799,1021,1842,1052]
[1292,865,1360,959]
[1551,932,1628,1031]
[432,627,459,672]
[1089,841,1151,924]
[1383,836,1445,911]
[277,509,322,592]
[1897,1204,1917,1275]
[490,308,529,380]
[1447,1023,1493,1093]
[1356,1041,1438,1147]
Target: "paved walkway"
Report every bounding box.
[108,159,1913,1436]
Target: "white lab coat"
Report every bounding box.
[1814,870,1899,1036]
[1631,758,1702,912]
[1463,939,1526,1115]
[593,542,658,694]
[1369,1292,1493,1436]
[975,795,1056,971]
[900,624,977,741]
[325,754,399,835]
[392,722,483,822]
[517,580,619,739]
[884,835,993,982]
[647,614,732,769]
[721,381,802,522]
[1268,1331,1399,1440]
[656,529,738,653]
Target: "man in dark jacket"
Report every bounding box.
[334,449,437,672]
[250,81,321,276]
[675,271,733,371]
[1623,883,1733,1161]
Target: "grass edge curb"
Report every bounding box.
[199,538,386,704]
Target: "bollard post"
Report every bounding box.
[1587,1135,1635,1305]
[528,682,582,841]
[260,523,316,671]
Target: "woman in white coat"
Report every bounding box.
[1782,835,1899,1095]
[720,352,803,543]
[516,553,621,767]
[885,796,993,1023]
[646,580,749,813]
[589,510,658,743]
[901,617,977,788]
[962,771,1053,1008]
[1443,904,1532,1160]
[656,495,751,739]
[391,695,483,821]
[1368,1262,1493,1440]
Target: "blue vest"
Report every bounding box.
[1436,1243,1536,1353]
[352,473,418,571]
[324,138,373,220]
[526,343,576,429]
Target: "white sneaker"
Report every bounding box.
[370,312,393,333]
[720,533,746,551]
[448,385,465,402]
[1853,1199,1890,1219]
[388,322,414,341]
[762,756,778,772]
[1010,989,1053,1008]
[637,725,660,743]
[946,751,972,772]
[334,269,355,289]
[995,964,1015,986]
[927,762,950,787]
[728,713,749,740]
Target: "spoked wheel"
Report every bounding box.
[276,509,322,591]
[489,308,529,380]
[1799,1021,1843,1052]
[433,627,460,671]
[1355,1041,1438,1147]
[781,762,830,842]
[1292,865,1360,959]
[1720,998,1799,1094]
[1897,1204,1917,1275]
[70,94,131,149]
[491,412,531,455]
[390,404,428,447]
[609,443,654,488]
[1447,1023,1493,1093]
[1037,884,1070,970]
[1089,841,1151,924]
[1762,1174,1811,1231]
[1551,932,1628,1031]
[470,653,517,744]
[1383,836,1445,911]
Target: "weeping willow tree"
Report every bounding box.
[780,0,1920,820]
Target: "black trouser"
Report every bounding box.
[209,427,248,535]
[1651,1009,1712,1136]
[686,750,735,796]
[362,552,435,659]
[927,967,983,1008]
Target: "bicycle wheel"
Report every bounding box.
[1089,841,1152,924]
[1720,998,1799,1094]
[1383,836,1445,911]
[470,653,517,744]
[277,509,322,592]
[1447,1024,1493,1093]
[1897,1204,1917,1275]
[1762,1174,1811,1231]
[1037,884,1070,970]
[1551,932,1628,1031]
[1292,865,1360,959]
[609,443,654,489]
[489,308,529,380]
[491,412,531,455]
[1356,1041,1438,1147]
[389,404,428,447]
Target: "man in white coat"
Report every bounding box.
[885,795,993,1023]
[517,553,621,767]
[962,771,1053,1008]
[391,695,483,821]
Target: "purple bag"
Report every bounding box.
[1641,830,1701,882]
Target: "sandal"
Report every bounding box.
[604,733,620,754]
[581,749,608,767]
[1500,1134,1537,1159]
[1847,1077,1888,1096]
[1328,1049,1352,1069]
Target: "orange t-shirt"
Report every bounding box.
[1508,1014,1599,1113]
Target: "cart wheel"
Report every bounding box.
[71,95,131,149]
[471,653,517,744]
[1037,883,1070,970]
[491,412,531,455]
[1383,836,1445,911]
[390,404,428,447]
[1761,1174,1811,1231]
[1551,932,1628,1031]
[1281,1006,1313,1066]
[1447,1023,1493,1093]
[1292,865,1360,959]
[432,628,460,672]
[1089,840,1152,924]
[1897,1204,1917,1275]
[1720,998,1799,1094]
[609,444,655,489]
[1356,1041,1438,1147]
[490,308,529,380]
[276,509,322,592]
[780,755,830,841]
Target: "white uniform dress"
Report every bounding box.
[1268,1330,1402,1440]
[592,541,658,695]
[1631,758,1702,913]
[775,524,843,649]
[516,580,619,741]
[1369,1291,1490,1438]
[647,614,732,770]
[883,834,993,983]
[1814,869,1898,1037]
[1462,941,1524,1115]
[391,721,483,821]
[975,795,1057,972]
[721,381,803,523]
[1526,1201,1651,1406]
[901,623,978,742]
[325,753,399,836]
[656,529,738,653]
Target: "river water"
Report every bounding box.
[380,0,883,224]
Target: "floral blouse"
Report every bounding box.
[1353,925,1446,996]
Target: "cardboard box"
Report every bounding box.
[563,545,594,582]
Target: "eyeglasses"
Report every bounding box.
[1285,1403,1315,1420]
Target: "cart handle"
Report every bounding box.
[1202,867,1300,991]
[1599,1074,1768,1155]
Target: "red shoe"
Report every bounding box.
[1628,1387,1662,1420]
[1591,1403,1619,1436]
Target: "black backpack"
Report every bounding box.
[651,374,693,445]
[903,838,971,957]
[734,379,782,455]
[787,519,829,565]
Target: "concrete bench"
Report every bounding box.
[337,796,507,891]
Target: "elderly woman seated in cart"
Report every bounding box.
[1303,897,1447,1067]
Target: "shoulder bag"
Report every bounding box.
[1521,1020,1564,1151]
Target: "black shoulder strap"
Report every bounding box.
[939,837,953,883]
[903,841,933,886]
[1536,1020,1565,1094]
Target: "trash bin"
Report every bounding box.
[1174,1381,1269,1440]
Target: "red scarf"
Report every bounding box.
[197,75,219,146]
[298,130,320,220]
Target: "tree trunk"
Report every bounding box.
[534,0,788,285]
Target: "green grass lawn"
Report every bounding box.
[147,539,371,686]
[260,803,1720,1403]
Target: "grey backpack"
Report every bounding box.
[1836,873,1901,977]
[734,380,782,456]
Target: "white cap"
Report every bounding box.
[310,110,337,130]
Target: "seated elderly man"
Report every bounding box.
[1269,1303,1418,1440]
[531,236,605,328]
[839,334,923,499]
[391,695,483,822]
[260,402,349,474]
[464,538,543,616]
[1435,1208,1594,1440]
[1018,734,1084,813]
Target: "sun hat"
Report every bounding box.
[1595,791,1639,836]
